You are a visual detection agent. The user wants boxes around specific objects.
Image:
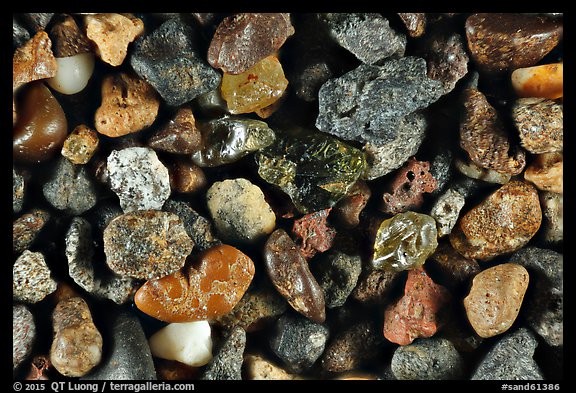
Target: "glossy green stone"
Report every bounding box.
[256,130,367,213]
[372,211,438,272]
[191,117,276,167]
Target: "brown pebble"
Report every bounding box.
[512,98,563,154]
[398,13,426,37]
[524,152,563,194]
[351,268,401,305]
[49,14,92,57]
[61,125,99,165]
[333,181,371,228]
[464,263,529,338]
[428,241,481,291]
[512,63,563,99]
[169,159,207,194]
[450,180,542,260]
[13,209,50,255]
[13,31,57,93]
[94,73,160,137]
[148,107,202,154]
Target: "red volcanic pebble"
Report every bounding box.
[292,208,337,259]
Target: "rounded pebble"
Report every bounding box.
[13,304,36,371]
[13,250,57,303]
[149,321,213,367]
[524,152,563,194]
[47,53,95,94]
[512,62,563,99]
[201,326,246,380]
[512,98,563,154]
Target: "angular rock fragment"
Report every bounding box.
[13,209,50,255]
[13,251,57,303]
[429,188,466,237]
[512,98,563,154]
[201,327,246,380]
[163,200,221,252]
[398,13,426,37]
[13,304,36,371]
[147,107,201,155]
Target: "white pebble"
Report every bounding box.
[149,321,213,367]
[47,53,95,95]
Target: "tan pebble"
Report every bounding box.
[244,354,303,380]
[13,31,58,92]
[61,125,99,164]
[464,263,529,338]
[512,63,563,99]
[524,152,563,194]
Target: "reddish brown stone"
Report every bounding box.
[333,181,371,228]
[147,107,202,155]
[13,31,57,93]
[398,13,426,37]
[169,159,207,194]
[428,241,481,290]
[292,208,336,259]
[383,267,451,345]
[351,269,401,305]
[25,355,51,381]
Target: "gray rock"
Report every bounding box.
[449,175,493,199]
[13,17,30,49]
[430,188,466,237]
[13,251,57,303]
[429,149,453,195]
[13,167,25,213]
[311,251,362,308]
[320,13,406,64]
[83,310,157,380]
[316,57,443,145]
[362,112,427,180]
[13,209,50,255]
[131,18,221,106]
[13,304,36,371]
[21,13,54,32]
[270,313,330,373]
[42,157,98,215]
[90,201,123,236]
[92,274,138,305]
[163,200,221,252]
[202,327,246,380]
[539,191,563,244]
[65,217,96,292]
[471,328,544,380]
[391,338,464,380]
[509,247,563,346]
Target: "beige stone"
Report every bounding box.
[244,354,303,380]
[524,152,563,194]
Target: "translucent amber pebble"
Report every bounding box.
[221,55,288,114]
[511,63,563,99]
[372,211,438,272]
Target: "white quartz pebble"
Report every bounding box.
[47,53,95,95]
[149,321,213,367]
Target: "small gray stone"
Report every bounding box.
[430,188,466,237]
[316,57,443,145]
[65,217,96,292]
[539,191,563,244]
[13,209,50,255]
[429,149,453,196]
[509,247,563,346]
[92,274,138,305]
[471,328,544,380]
[82,310,157,380]
[42,157,98,215]
[270,313,330,373]
[13,17,30,49]
[391,338,464,380]
[13,304,36,371]
[107,147,171,213]
[13,167,25,213]
[292,59,333,102]
[320,13,406,64]
[311,251,362,308]
[202,327,246,380]
[449,175,493,199]
[131,18,221,107]
[13,251,57,303]
[163,200,221,252]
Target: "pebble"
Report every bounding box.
[168,160,206,194]
[292,208,336,259]
[316,57,443,144]
[155,359,199,381]
[206,178,276,244]
[13,82,68,163]
[13,17,30,49]
[464,263,529,338]
[42,157,98,215]
[512,98,563,154]
[289,52,334,103]
[244,354,302,380]
[391,338,464,380]
[94,73,160,138]
[25,355,51,380]
[332,181,371,228]
[65,217,96,292]
[103,210,193,280]
[147,108,201,155]
[85,13,144,66]
[61,125,99,165]
[454,157,511,184]
[208,13,294,75]
[221,55,288,114]
[524,152,563,194]
[48,14,92,58]
[191,117,276,167]
[13,251,57,303]
[107,147,171,212]
[131,18,221,107]
[163,200,221,252]
[512,62,563,99]
[321,320,382,373]
[13,209,50,255]
[381,157,438,215]
[398,13,426,37]
[13,167,25,213]
[92,274,138,305]
[383,267,451,345]
[471,328,544,380]
[460,88,526,175]
[429,188,466,237]
[193,88,229,117]
[310,251,362,308]
[13,31,57,93]
[372,211,438,272]
[83,310,157,380]
[50,297,103,377]
[269,313,329,373]
[351,269,401,305]
[257,131,366,214]
[362,112,427,180]
[539,191,563,243]
[428,242,481,291]
[21,13,54,32]
[135,244,255,322]
[13,304,36,371]
[509,247,563,346]
[149,321,213,367]
[449,180,542,260]
[320,13,406,64]
[465,13,562,74]
[201,327,246,380]
[264,229,326,323]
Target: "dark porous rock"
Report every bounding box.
[13,304,36,371]
[83,310,156,380]
[471,328,544,380]
[270,313,330,373]
[391,338,464,380]
[398,13,426,37]
[509,247,563,347]
[316,57,443,145]
[311,250,362,308]
[201,327,246,380]
[351,268,402,305]
[465,13,562,74]
[320,13,406,64]
[13,167,25,213]
[428,149,453,196]
[42,157,98,215]
[13,209,50,255]
[65,217,96,292]
[13,17,30,49]
[131,18,221,106]
[21,13,54,32]
[512,98,563,154]
[13,251,57,304]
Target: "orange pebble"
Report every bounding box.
[511,63,563,99]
